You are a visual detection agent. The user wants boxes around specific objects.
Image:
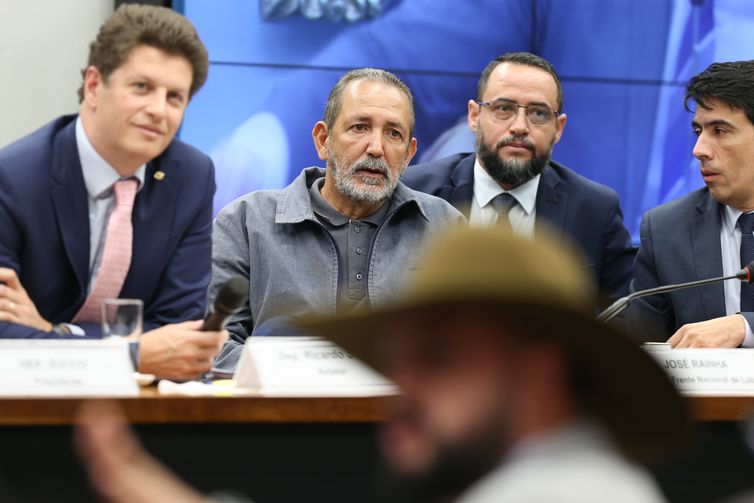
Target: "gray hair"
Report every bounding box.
[323,68,416,137]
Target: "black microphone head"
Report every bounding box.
[215,277,249,314]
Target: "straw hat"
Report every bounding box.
[296,225,688,464]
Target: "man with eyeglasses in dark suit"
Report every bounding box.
[402,52,635,305]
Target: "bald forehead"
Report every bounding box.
[337,79,415,132]
[483,62,560,110]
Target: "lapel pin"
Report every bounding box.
[153,171,166,181]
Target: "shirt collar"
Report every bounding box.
[310,177,349,226]
[723,204,745,237]
[473,157,540,215]
[278,168,427,225]
[76,116,146,199]
[309,176,393,226]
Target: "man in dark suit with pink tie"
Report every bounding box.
[0,4,226,381]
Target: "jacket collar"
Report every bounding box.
[442,154,565,230]
[48,115,175,306]
[443,153,475,212]
[692,189,726,319]
[275,167,428,225]
[50,116,90,296]
[533,161,566,240]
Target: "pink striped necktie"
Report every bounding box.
[73,178,138,323]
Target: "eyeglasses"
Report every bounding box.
[476,99,559,126]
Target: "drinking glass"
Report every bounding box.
[102,298,143,339]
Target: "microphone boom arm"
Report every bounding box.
[597,269,749,323]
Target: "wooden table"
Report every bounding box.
[0,391,753,425]
[1,393,754,503]
[688,395,754,422]
[0,388,392,425]
[0,390,389,503]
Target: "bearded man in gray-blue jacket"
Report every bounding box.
[209,68,464,370]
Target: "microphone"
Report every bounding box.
[597,261,754,323]
[202,277,249,331]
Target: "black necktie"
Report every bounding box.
[739,212,754,311]
[491,193,518,227]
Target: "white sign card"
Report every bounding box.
[0,339,138,396]
[234,337,398,396]
[648,348,754,395]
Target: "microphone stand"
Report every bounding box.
[597,269,751,323]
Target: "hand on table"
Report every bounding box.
[139,320,228,381]
[668,314,746,348]
[0,267,52,331]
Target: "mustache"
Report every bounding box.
[351,156,390,175]
[496,136,535,152]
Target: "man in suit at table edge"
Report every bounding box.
[630,60,754,348]
[0,5,226,380]
[402,52,635,304]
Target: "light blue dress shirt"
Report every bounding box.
[75,117,145,293]
[469,158,540,237]
[720,204,754,347]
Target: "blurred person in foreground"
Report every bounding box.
[0,5,226,380]
[76,225,687,502]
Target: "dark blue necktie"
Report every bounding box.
[739,212,754,311]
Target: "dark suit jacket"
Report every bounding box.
[402,153,636,300]
[629,188,753,341]
[0,115,215,338]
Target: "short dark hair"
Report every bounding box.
[77,4,209,103]
[685,60,754,126]
[323,68,416,137]
[476,52,563,113]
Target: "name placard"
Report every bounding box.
[234,337,397,396]
[648,348,754,395]
[0,340,138,396]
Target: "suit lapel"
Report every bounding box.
[691,192,726,319]
[534,165,566,241]
[50,121,90,297]
[441,154,475,217]
[124,158,176,295]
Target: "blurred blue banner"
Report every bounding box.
[179,0,754,241]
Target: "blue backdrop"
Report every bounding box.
[178,0,754,241]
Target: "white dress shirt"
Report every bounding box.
[469,158,539,238]
[75,117,145,293]
[720,205,754,347]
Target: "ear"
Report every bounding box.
[553,113,567,144]
[467,99,480,134]
[402,137,418,173]
[312,121,330,161]
[82,66,103,109]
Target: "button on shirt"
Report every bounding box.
[309,177,393,311]
[469,158,539,236]
[75,117,145,293]
[720,205,754,347]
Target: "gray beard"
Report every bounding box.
[328,152,400,205]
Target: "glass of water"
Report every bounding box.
[102,299,143,339]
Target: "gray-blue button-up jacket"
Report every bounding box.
[208,167,465,370]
